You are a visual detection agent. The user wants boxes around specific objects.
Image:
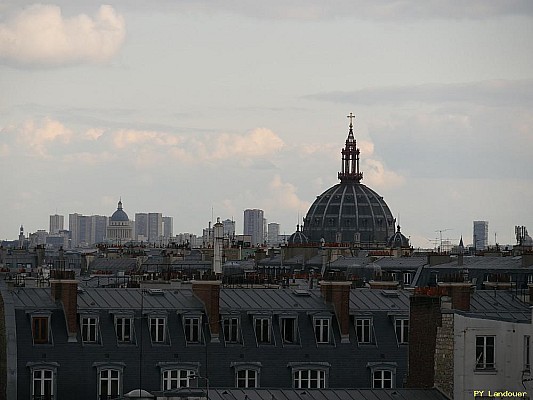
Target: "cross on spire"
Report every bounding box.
[347,112,355,128]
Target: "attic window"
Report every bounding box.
[148,288,165,296]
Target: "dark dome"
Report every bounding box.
[288,225,309,245]
[303,183,395,245]
[302,114,395,246]
[110,200,129,222]
[387,225,410,248]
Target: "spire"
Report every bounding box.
[117,198,123,210]
[338,113,363,183]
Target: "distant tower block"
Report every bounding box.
[213,217,224,274]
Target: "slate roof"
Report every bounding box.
[220,288,330,312]
[350,289,410,314]
[462,290,531,323]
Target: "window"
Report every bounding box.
[280,317,297,344]
[314,318,330,344]
[32,369,54,399]
[254,317,271,344]
[355,318,373,344]
[394,318,409,344]
[293,370,326,389]
[476,336,495,370]
[162,369,194,390]
[236,369,258,388]
[525,336,531,372]
[32,316,50,344]
[528,275,533,285]
[81,316,99,343]
[150,317,166,343]
[184,317,201,343]
[373,369,393,388]
[99,369,121,399]
[403,272,412,285]
[223,317,240,343]
[115,317,133,343]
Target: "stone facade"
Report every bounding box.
[434,311,454,398]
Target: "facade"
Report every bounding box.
[106,200,133,245]
[244,209,265,247]
[303,116,395,247]
[473,220,489,250]
[49,214,64,234]
[0,279,411,399]
[134,213,149,241]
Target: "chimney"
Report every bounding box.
[50,271,78,342]
[320,281,351,343]
[406,287,443,388]
[427,253,451,266]
[457,253,464,266]
[192,280,221,343]
[437,282,472,311]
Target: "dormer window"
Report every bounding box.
[279,316,298,345]
[254,317,272,345]
[114,314,135,344]
[30,313,52,345]
[183,316,202,344]
[313,316,332,344]
[223,316,242,344]
[80,315,100,344]
[149,315,168,344]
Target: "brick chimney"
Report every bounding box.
[320,281,351,343]
[50,270,78,342]
[437,282,472,311]
[192,280,221,343]
[406,287,444,388]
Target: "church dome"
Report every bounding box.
[303,114,395,246]
[288,224,309,245]
[110,199,129,222]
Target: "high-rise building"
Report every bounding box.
[69,213,107,248]
[222,219,235,240]
[244,209,265,246]
[134,213,149,241]
[267,222,280,246]
[473,220,489,250]
[135,212,163,243]
[49,214,64,234]
[162,216,173,239]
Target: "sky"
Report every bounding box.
[1,1,532,248]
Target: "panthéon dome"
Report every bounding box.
[302,114,396,247]
[110,199,129,222]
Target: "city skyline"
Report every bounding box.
[1,1,532,247]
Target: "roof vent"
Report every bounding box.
[293,289,311,297]
[381,290,399,298]
[148,288,165,296]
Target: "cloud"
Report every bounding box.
[362,158,405,189]
[0,4,125,66]
[14,117,73,157]
[265,174,310,212]
[306,79,533,107]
